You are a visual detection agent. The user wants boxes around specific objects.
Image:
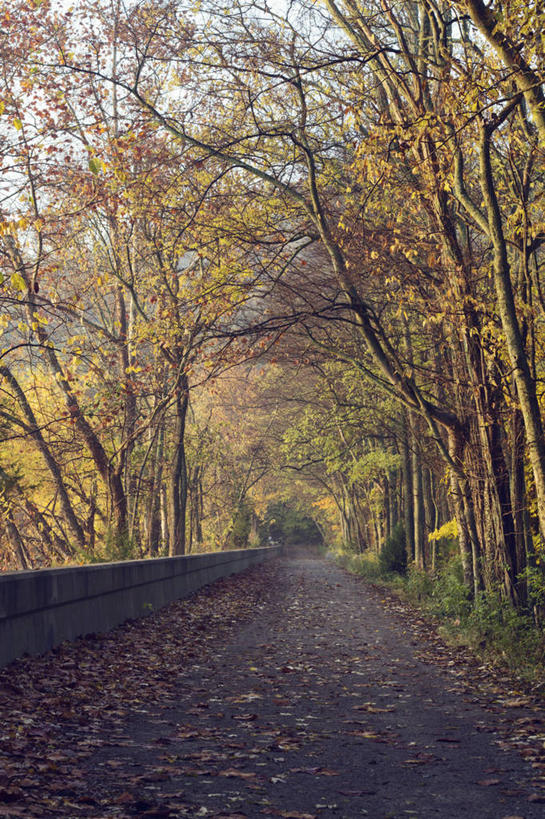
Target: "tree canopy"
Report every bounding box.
[0,0,544,613]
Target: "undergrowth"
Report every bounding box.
[335,548,545,683]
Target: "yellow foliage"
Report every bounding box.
[312,496,336,511]
[428,518,458,542]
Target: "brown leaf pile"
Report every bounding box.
[0,563,278,817]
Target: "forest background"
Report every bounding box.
[1,0,545,635]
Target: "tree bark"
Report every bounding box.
[168,385,189,556]
[411,432,425,570]
[401,412,415,562]
[456,0,545,144]
[479,124,545,549]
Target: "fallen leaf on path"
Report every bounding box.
[215,814,248,818]
[353,703,395,713]
[338,789,377,796]
[176,728,201,739]
[403,753,438,765]
[278,813,317,819]
[289,766,338,776]
[346,730,380,739]
[181,767,214,776]
[114,791,136,804]
[219,769,257,779]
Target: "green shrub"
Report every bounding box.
[78,529,139,564]
[379,523,407,576]
[429,557,472,618]
[335,549,383,580]
[520,564,545,609]
[406,564,434,600]
[463,590,544,669]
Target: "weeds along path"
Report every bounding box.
[1,554,544,818]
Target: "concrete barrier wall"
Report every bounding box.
[0,546,280,668]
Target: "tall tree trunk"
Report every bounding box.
[389,469,399,534]
[4,512,31,570]
[160,483,169,555]
[168,386,189,556]
[480,125,545,548]
[410,415,425,569]
[448,429,475,593]
[146,423,165,556]
[117,287,139,549]
[511,409,531,604]
[401,412,415,561]
[383,477,391,544]
[422,466,434,568]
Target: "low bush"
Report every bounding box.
[460,590,545,672]
[405,565,434,601]
[336,549,384,581]
[379,523,407,576]
[429,557,472,619]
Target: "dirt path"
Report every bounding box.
[1,555,545,818]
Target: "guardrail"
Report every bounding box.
[0,546,280,668]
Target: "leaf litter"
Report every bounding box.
[0,555,544,817]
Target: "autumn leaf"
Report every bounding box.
[10,273,26,292]
[88,157,101,175]
[218,768,257,779]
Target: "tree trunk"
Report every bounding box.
[480,125,545,548]
[160,482,169,555]
[410,415,425,570]
[146,423,165,556]
[401,412,415,562]
[3,509,31,569]
[383,477,391,544]
[168,386,189,556]
[511,409,531,604]
[448,429,475,593]
[422,466,434,567]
